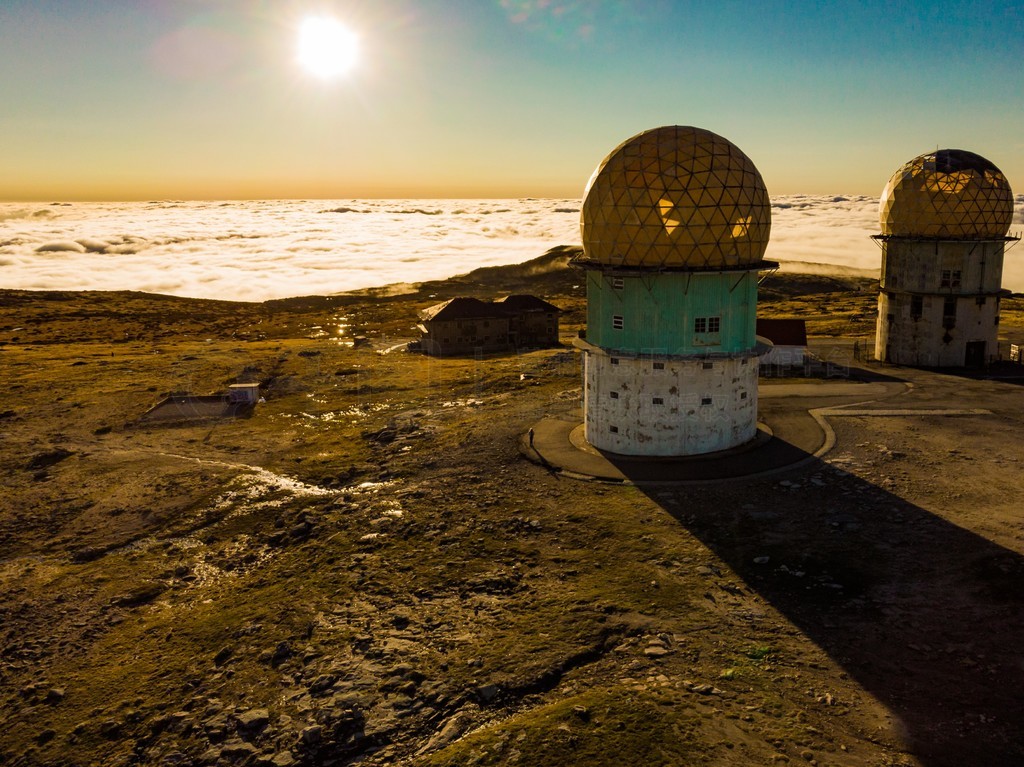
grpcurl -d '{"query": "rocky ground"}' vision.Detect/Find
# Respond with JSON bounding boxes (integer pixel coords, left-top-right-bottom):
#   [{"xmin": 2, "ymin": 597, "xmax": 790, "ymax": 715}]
[{"xmin": 1, "ymin": 250, "xmax": 1023, "ymax": 766}]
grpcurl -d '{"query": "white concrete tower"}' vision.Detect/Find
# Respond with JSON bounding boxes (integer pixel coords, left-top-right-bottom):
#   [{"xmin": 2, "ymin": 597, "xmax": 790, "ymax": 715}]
[
  {"xmin": 574, "ymin": 126, "xmax": 774, "ymax": 456},
  {"xmin": 874, "ymin": 150, "xmax": 1018, "ymax": 367}
]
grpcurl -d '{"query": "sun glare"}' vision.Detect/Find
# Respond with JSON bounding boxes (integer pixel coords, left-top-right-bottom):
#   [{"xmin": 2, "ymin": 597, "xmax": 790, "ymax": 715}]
[{"xmin": 297, "ymin": 16, "xmax": 358, "ymax": 79}]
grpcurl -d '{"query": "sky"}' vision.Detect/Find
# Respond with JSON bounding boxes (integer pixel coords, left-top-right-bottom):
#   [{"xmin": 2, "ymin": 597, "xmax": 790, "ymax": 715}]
[{"xmin": 1, "ymin": 0, "xmax": 1022, "ymax": 201}]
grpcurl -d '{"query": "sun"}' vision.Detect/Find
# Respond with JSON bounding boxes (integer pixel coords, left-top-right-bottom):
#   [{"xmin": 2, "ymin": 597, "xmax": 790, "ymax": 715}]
[{"xmin": 297, "ymin": 16, "xmax": 359, "ymax": 79}]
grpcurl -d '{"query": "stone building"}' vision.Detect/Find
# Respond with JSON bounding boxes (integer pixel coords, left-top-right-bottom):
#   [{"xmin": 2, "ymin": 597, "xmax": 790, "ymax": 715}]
[
  {"xmin": 496, "ymin": 294, "xmax": 560, "ymax": 348},
  {"xmin": 417, "ymin": 295, "xmax": 560, "ymax": 356}
]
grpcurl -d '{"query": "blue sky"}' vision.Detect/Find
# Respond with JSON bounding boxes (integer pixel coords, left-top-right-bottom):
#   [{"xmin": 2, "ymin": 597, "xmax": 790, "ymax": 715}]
[{"xmin": 1, "ymin": 0, "xmax": 1021, "ymax": 199}]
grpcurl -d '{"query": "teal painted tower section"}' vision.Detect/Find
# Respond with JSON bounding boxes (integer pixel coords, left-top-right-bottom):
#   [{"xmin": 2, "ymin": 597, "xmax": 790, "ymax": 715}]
[{"xmin": 585, "ymin": 270, "xmax": 757, "ymax": 355}]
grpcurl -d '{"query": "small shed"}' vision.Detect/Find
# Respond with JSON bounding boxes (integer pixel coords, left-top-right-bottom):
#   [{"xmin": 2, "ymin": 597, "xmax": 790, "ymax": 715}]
[
  {"xmin": 756, "ymin": 319, "xmax": 808, "ymax": 368},
  {"xmin": 228, "ymin": 383, "xmax": 261, "ymax": 404}
]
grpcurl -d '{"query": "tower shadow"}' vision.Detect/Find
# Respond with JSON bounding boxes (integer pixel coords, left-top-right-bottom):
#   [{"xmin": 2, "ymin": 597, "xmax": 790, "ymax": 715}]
[{"xmin": 615, "ymin": 444, "xmax": 1024, "ymax": 766}]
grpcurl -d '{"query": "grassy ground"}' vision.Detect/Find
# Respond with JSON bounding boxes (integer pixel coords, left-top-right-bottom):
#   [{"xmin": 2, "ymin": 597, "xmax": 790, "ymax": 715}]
[{"xmin": 2, "ymin": 252, "xmax": 1024, "ymax": 766}]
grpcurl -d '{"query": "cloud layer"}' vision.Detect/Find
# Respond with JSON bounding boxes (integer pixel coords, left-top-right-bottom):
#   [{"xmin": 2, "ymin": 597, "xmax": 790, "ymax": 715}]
[{"xmin": 2, "ymin": 196, "xmax": 1022, "ymax": 301}]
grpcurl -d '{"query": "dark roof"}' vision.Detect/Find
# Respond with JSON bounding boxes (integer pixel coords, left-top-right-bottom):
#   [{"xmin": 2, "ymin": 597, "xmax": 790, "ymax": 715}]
[
  {"xmin": 419, "ymin": 297, "xmax": 509, "ymax": 322},
  {"xmin": 495, "ymin": 294, "xmax": 561, "ymax": 313},
  {"xmin": 756, "ymin": 318, "xmax": 807, "ymax": 346},
  {"xmin": 420, "ymin": 295, "xmax": 560, "ymax": 322}
]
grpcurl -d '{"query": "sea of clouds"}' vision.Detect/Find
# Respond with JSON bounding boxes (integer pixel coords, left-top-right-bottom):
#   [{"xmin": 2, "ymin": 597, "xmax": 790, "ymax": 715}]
[{"xmin": 2, "ymin": 196, "xmax": 1023, "ymax": 301}]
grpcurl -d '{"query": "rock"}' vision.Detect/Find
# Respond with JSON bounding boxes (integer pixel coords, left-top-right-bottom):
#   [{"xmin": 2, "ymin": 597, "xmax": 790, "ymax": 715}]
[
  {"xmin": 686, "ymin": 683, "xmax": 724, "ymax": 695},
  {"xmin": 204, "ymin": 720, "xmax": 228, "ymax": 743},
  {"xmin": 418, "ymin": 710, "xmax": 474, "ymax": 754},
  {"xmin": 753, "ymin": 556, "xmax": 771, "ymax": 565},
  {"xmin": 396, "ymin": 680, "xmax": 418, "ymax": 696},
  {"xmin": 99, "ymin": 720, "xmax": 122, "ymax": 738},
  {"xmin": 308, "ymin": 674, "xmax": 336, "ymax": 695},
  {"xmin": 269, "ymin": 753, "xmax": 297, "ymax": 767},
  {"xmin": 300, "ymin": 724, "xmax": 323, "ymax": 745},
  {"xmin": 271, "ymin": 642, "xmax": 292, "ymax": 666},
  {"xmin": 44, "ymin": 687, "xmax": 65, "ymax": 704},
  {"xmin": 70, "ymin": 546, "xmax": 107, "ymax": 563},
  {"xmin": 387, "ymin": 662, "xmax": 414, "ymax": 677},
  {"xmin": 237, "ymin": 708, "xmax": 270, "ymax": 731},
  {"xmin": 572, "ymin": 705, "xmax": 590, "ymax": 721},
  {"xmin": 475, "ymin": 683, "xmax": 499, "ymax": 703},
  {"xmin": 213, "ymin": 646, "xmax": 233, "ymax": 666},
  {"xmin": 113, "ymin": 581, "xmax": 167, "ymax": 607},
  {"xmin": 219, "ymin": 739, "xmax": 258, "ymax": 758},
  {"xmin": 35, "ymin": 728, "xmax": 56, "ymax": 744},
  {"xmin": 644, "ymin": 646, "xmax": 669, "ymax": 658},
  {"xmin": 167, "ymin": 712, "xmax": 194, "ymax": 735},
  {"xmin": 25, "ymin": 449, "xmax": 73, "ymax": 471}
]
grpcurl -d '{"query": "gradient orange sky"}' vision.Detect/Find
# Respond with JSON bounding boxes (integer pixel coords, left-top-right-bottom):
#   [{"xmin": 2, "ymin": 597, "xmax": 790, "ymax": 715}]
[{"xmin": 1, "ymin": 1, "xmax": 1022, "ymax": 201}]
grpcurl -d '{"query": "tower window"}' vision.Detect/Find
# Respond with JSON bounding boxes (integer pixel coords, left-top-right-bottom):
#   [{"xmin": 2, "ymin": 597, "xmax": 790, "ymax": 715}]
[
  {"xmin": 940, "ymin": 270, "xmax": 962, "ymax": 289},
  {"xmin": 610, "ymin": 391, "xmax": 619, "ymax": 399},
  {"xmin": 701, "ymin": 397, "xmax": 713, "ymax": 406},
  {"xmin": 610, "ymin": 357, "xmax": 619, "ymax": 365},
  {"xmin": 652, "ymin": 397, "xmax": 664, "ymax": 405},
  {"xmin": 612, "ymin": 315, "xmax": 624, "ymax": 330},
  {"xmin": 609, "ymin": 425, "xmax": 619, "ymax": 433},
  {"xmin": 694, "ymin": 316, "xmax": 720, "ymax": 333},
  {"xmin": 740, "ymin": 392, "xmax": 748, "ymax": 400},
  {"xmin": 702, "ymin": 361, "xmax": 714, "ymax": 370},
  {"xmin": 911, "ymin": 295, "xmax": 923, "ymax": 320},
  {"xmin": 652, "ymin": 362, "xmax": 665, "ymax": 370},
  {"xmin": 611, "ymin": 276, "xmax": 624, "ymax": 289}
]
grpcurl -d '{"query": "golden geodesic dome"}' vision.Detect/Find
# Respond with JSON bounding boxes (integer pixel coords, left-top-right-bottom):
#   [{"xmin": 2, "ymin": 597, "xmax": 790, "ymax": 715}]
[
  {"xmin": 580, "ymin": 126, "xmax": 771, "ymax": 269},
  {"xmin": 879, "ymin": 149, "xmax": 1014, "ymax": 238}
]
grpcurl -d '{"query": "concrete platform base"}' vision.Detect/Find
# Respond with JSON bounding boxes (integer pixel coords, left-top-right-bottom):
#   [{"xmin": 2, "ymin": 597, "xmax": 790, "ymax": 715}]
[
  {"xmin": 520, "ymin": 380, "xmax": 913, "ymax": 484},
  {"xmin": 521, "ymin": 410, "xmax": 823, "ymax": 484}
]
